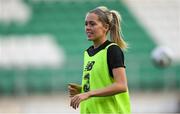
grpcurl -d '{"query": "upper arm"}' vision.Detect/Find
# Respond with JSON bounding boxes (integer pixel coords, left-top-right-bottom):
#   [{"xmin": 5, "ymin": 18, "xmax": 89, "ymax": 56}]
[{"xmin": 112, "ymin": 67, "xmax": 128, "ymax": 90}]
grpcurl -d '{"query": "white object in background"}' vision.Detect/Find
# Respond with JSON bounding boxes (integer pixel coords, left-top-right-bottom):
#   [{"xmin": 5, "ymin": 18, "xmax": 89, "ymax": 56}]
[{"xmin": 0, "ymin": 0, "xmax": 31, "ymax": 25}]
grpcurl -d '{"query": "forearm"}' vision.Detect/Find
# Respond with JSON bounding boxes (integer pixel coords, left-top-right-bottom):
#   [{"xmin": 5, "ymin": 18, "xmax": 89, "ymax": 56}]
[{"xmin": 88, "ymin": 82, "xmax": 127, "ymax": 97}]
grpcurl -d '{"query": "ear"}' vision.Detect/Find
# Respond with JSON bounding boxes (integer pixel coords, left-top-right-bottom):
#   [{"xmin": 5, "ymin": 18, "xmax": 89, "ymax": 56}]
[{"xmin": 104, "ymin": 24, "xmax": 109, "ymax": 32}]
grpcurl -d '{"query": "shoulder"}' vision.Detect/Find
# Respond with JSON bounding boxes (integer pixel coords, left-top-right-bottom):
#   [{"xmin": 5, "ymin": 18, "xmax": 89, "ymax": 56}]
[
  {"xmin": 107, "ymin": 43, "xmax": 126, "ymax": 70},
  {"xmin": 107, "ymin": 44, "xmax": 124, "ymax": 56}
]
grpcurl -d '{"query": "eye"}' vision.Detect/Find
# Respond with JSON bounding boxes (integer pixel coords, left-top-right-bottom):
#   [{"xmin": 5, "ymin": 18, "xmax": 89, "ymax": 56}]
[
  {"xmin": 90, "ymin": 21, "xmax": 96, "ymax": 26},
  {"xmin": 90, "ymin": 23, "xmax": 95, "ymax": 26},
  {"xmin": 85, "ymin": 21, "xmax": 88, "ymax": 26},
  {"xmin": 85, "ymin": 21, "xmax": 97, "ymax": 27}
]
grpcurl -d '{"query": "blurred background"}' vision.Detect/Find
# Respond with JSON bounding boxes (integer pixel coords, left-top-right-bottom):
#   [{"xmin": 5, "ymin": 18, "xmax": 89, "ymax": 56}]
[{"xmin": 0, "ymin": 0, "xmax": 179, "ymax": 113}]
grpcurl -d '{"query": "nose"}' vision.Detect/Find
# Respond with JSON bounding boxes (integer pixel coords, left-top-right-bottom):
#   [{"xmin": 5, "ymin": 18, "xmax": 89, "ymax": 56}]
[{"xmin": 85, "ymin": 24, "xmax": 91, "ymax": 31}]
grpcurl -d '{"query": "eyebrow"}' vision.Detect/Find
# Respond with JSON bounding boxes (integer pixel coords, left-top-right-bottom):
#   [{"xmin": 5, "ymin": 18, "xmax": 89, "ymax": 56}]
[
  {"xmin": 85, "ymin": 20, "xmax": 96, "ymax": 23},
  {"xmin": 85, "ymin": 20, "xmax": 93, "ymax": 22}
]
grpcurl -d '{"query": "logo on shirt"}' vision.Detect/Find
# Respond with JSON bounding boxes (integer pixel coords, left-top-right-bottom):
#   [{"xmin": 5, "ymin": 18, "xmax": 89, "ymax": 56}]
[{"xmin": 84, "ymin": 61, "xmax": 95, "ymax": 71}]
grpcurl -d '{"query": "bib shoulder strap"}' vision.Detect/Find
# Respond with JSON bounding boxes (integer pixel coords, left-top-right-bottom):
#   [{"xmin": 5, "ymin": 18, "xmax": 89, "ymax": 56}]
[{"xmin": 105, "ymin": 43, "xmax": 118, "ymax": 49}]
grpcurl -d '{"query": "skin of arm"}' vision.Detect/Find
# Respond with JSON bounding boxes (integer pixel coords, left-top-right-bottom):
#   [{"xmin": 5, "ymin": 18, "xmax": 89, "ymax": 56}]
[{"xmin": 70, "ymin": 67, "xmax": 128, "ymax": 109}]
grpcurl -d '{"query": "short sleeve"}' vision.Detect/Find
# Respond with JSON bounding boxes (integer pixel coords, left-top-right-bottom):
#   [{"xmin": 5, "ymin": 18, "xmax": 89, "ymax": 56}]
[{"xmin": 107, "ymin": 45, "xmax": 125, "ymax": 76}]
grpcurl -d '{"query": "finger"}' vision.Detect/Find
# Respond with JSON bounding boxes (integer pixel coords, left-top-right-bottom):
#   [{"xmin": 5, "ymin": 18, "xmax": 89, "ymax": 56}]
[
  {"xmin": 68, "ymin": 86, "xmax": 76, "ymax": 93},
  {"xmin": 75, "ymin": 97, "xmax": 81, "ymax": 109},
  {"xmin": 68, "ymin": 83, "xmax": 79, "ymax": 88},
  {"xmin": 72, "ymin": 99, "xmax": 76, "ymax": 109},
  {"xmin": 68, "ymin": 86, "xmax": 74, "ymax": 91},
  {"xmin": 68, "ymin": 83, "xmax": 77, "ymax": 86},
  {"xmin": 75, "ymin": 95, "xmax": 83, "ymax": 109},
  {"xmin": 74, "ymin": 96, "xmax": 81, "ymax": 109},
  {"xmin": 75, "ymin": 101, "xmax": 80, "ymax": 109},
  {"xmin": 69, "ymin": 86, "xmax": 78, "ymax": 93},
  {"xmin": 70, "ymin": 100, "xmax": 75, "ymax": 109},
  {"xmin": 68, "ymin": 83, "xmax": 76, "ymax": 87},
  {"xmin": 73, "ymin": 97, "xmax": 78, "ymax": 109},
  {"xmin": 69, "ymin": 88, "xmax": 77, "ymax": 92},
  {"xmin": 70, "ymin": 96, "xmax": 78, "ymax": 109},
  {"xmin": 68, "ymin": 87, "xmax": 77, "ymax": 96},
  {"xmin": 70, "ymin": 96, "xmax": 76, "ymax": 106}
]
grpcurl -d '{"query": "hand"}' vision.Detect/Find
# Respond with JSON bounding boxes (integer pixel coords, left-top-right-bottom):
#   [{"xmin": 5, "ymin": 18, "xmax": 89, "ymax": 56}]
[
  {"xmin": 70, "ymin": 92, "xmax": 90, "ymax": 109},
  {"xmin": 68, "ymin": 83, "xmax": 81, "ymax": 97}
]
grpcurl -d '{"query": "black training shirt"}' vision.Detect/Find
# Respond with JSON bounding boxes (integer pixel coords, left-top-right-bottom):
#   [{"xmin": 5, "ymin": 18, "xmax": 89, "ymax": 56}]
[{"xmin": 86, "ymin": 40, "xmax": 125, "ymax": 77}]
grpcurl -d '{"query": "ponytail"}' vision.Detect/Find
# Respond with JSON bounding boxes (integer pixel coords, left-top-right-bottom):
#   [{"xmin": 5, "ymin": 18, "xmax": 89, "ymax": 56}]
[{"xmin": 110, "ymin": 10, "xmax": 128, "ymax": 50}]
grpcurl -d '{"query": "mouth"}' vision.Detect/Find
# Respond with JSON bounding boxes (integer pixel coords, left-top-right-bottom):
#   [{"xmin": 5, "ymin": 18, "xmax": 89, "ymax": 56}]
[{"xmin": 86, "ymin": 31, "xmax": 94, "ymax": 38}]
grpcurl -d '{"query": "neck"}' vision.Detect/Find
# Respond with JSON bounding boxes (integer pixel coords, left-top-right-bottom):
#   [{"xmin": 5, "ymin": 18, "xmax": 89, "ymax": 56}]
[{"xmin": 93, "ymin": 37, "xmax": 107, "ymax": 49}]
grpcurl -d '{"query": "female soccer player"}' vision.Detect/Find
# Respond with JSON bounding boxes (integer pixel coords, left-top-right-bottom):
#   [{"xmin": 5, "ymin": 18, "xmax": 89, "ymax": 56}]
[{"xmin": 68, "ymin": 6, "xmax": 131, "ymax": 114}]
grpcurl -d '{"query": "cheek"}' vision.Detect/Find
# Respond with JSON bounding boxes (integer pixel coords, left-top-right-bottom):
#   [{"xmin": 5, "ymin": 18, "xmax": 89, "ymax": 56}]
[
  {"xmin": 96, "ymin": 28, "xmax": 106, "ymax": 35},
  {"xmin": 96, "ymin": 24, "xmax": 106, "ymax": 32}
]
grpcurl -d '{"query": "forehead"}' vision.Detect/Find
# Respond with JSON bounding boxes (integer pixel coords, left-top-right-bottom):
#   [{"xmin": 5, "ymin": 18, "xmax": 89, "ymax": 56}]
[{"xmin": 85, "ymin": 13, "xmax": 99, "ymax": 22}]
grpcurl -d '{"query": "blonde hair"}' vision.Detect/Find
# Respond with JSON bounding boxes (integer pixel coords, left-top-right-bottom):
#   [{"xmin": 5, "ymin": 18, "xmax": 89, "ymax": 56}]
[{"xmin": 89, "ymin": 6, "xmax": 128, "ymax": 50}]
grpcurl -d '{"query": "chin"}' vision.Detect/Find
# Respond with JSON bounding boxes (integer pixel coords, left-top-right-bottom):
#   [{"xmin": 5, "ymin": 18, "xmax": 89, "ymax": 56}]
[{"xmin": 87, "ymin": 37, "xmax": 94, "ymax": 41}]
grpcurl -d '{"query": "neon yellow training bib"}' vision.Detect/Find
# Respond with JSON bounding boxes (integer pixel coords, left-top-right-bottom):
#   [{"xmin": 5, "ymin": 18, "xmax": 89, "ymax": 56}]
[{"xmin": 80, "ymin": 43, "xmax": 131, "ymax": 114}]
